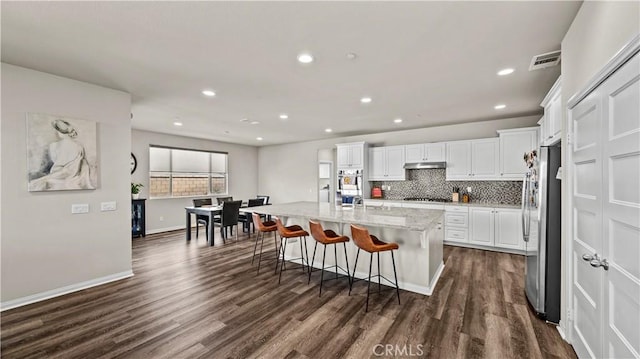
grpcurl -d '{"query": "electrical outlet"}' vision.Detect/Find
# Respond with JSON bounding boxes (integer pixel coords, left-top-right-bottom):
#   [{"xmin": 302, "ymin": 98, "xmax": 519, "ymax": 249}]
[
  {"xmin": 71, "ymin": 204, "xmax": 89, "ymax": 214},
  {"xmin": 100, "ymin": 201, "xmax": 117, "ymax": 211},
  {"xmin": 159, "ymin": 216, "xmax": 164, "ymax": 221},
  {"xmin": 466, "ymin": 186, "xmax": 472, "ymax": 193}
]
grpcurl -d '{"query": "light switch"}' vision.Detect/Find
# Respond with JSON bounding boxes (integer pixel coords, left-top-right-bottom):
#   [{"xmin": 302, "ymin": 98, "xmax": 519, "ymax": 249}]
[
  {"xmin": 101, "ymin": 201, "xmax": 117, "ymax": 211},
  {"xmin": 71, "ymin": 204, "xmax": 89, "ymax": 214}
]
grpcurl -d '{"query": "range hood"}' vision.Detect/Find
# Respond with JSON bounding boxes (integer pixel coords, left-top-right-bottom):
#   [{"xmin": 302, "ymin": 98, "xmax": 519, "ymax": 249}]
[{"xmin": 403, "ymin": 161, "xmax": 446, "ymax": 169}]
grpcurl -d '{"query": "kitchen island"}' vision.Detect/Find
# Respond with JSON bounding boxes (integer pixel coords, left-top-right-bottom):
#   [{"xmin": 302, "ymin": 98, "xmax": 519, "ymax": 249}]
[{"xmin": 242, "ymin": 201, "xmax": 444, "ymax": 295}]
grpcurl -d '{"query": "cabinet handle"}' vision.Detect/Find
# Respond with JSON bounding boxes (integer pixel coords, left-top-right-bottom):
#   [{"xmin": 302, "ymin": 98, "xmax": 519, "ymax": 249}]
[
  {"xmin": 590, "ymin": 258, "xmax": 609, "ymax": 271},
  {"xmin": 581, "ymin": 253, "xmax": 593, "ymax": 261}
]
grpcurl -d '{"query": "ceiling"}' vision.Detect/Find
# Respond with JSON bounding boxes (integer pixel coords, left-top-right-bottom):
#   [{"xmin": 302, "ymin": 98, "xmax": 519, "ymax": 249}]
[{"xmin": 1, "ymin": 1, "xmax": 581, "ymax": 146}]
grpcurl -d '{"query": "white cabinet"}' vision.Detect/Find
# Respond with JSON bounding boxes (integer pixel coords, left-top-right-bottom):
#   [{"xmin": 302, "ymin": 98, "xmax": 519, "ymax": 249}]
[
  {"xmin": 494, "ymin": 208, "xmax": 524, "ymax": 250},
  {"xmin": 540, "ymin": 77, "xmax": 562, "ymax": 145},
  {"xmin": 402, "ymin": 202, "xmax": 445, "ymax": 210},
  {"xmin": 444, "ymin": 206, "xmax": 469, "ymax": 243},
  {"xmin": 497, "ymin": 127, "xmax": 538, "ymax": 180},
  {"xmin": 368, "ymin": 145, "xmax": 406, "ymax": 181},
  {"xmin": 469, "ymin": 207, "xmax": 494, "ymax": 246},
  {"xmin": 405, "ymin": 142, "xmax": 446, "ymax": 163},
  {"xmin": 336, "ymin": 142, "xmax": 366, "ymax": 169},
  {"xmin": 445, "ymin": 141, "xmax": 472, "ymax": 179},
  {"xmin": 446, "ymin": 138, "xmax": 498, "ymax": 180},
  {"xmin": 462, "ymin": 206, "xmax": 524, "ymax": 250}
]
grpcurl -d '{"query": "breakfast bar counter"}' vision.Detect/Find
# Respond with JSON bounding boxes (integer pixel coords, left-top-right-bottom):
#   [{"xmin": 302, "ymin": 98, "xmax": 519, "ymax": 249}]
[{"xmin": 242, "ymin": 201, "xmax": 445, "ymax": 295}]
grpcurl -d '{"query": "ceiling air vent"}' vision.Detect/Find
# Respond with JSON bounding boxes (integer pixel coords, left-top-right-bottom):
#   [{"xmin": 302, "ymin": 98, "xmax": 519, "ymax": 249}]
[{"xmin": 529, "ymin": 50, "xmax": 561, "ymax": 71}]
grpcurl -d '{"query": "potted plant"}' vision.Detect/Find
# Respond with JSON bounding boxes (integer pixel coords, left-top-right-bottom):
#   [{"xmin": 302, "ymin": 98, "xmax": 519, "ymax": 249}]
[{"xmin": 131, "ymin": 183, "xmax": 143, "ymax": 199}]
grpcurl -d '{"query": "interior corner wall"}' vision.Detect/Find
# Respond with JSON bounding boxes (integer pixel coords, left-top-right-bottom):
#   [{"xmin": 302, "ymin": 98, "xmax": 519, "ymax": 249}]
[
  {"xmin": 559, "ymin": 1, "xmax": 639, "ymax": 337},
  {"xmin": 1, "ymin": 63, "xmax": 132, "ymax": 308},
  {"xmin": 258, "ymin": 115, "xmax": 540, "ymax": 204},
  {"xmin": 131, "ymin": 129, "xmax": 259, "ymax": 233}
]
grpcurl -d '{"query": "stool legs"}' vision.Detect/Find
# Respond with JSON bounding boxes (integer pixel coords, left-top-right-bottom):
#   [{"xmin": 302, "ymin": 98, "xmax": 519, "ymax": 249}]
[
  {"xmin": 278, "ymin": 238, "xmax": 287, "ymax": 284},
  {"xmin": 252, "ymin": 231, "xmax": 261, "ymax": 264},
  {"xmin": 377, "ymin": 252, "xmax": 381, "ymax": 293},
  {"xmin": 308, "ymin": 242, "xmax": 319, "ymax": 284},
  {"xmin": 366, "ymin": 252, "xmax": 373, "ymax": 312},
  {"xmin": 319, "ymin": 245, "xmax": 327, "ymax": 297},
  {"xmin": 391, "ymin": 251, "xmax": 401, "ymax": 305},
  {"xmin": 343, "ymin": 243, "xmax": 351, "ymax": 287},
  {"xmin": 349, "ymin": 248, "xmax": 361, "ymax": 295}
]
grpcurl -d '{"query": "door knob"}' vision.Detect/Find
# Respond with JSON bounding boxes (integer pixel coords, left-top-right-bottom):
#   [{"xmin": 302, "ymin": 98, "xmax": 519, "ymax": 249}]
[
  {"xmin": 582, "ymin": 253, "xmax": 593, "ymax": 261},
  {"xmin": 589, "ymin": 258, "xmax": 609, "ymax": 271}
]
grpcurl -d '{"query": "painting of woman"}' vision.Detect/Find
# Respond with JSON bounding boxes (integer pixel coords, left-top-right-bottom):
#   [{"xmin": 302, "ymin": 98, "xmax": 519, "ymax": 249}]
[{"xmin": 27, "ymin": 114, "xmax": 97, "ymax": 191}]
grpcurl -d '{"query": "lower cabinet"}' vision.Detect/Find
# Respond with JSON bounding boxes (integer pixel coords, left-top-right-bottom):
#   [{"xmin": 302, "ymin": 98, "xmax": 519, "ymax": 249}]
[{"xmin": 448, "ymin": 206, "xmax": 524, "ymax": 252}]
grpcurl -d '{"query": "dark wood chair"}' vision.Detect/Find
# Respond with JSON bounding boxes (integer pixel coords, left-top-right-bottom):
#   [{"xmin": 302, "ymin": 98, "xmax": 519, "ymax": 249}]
[
  {"xmin": 192, "ymin": 198, "xmax": 213, "ymax": 242},
  {"xmin": 217, "ymin": 196, "xmax": 233, "ymax": 205},
  {"xmin": 213, "ymin": 200, "xmax": 242, "ymax": 243},
  {"xmin": 240, "ymin": 198, "xmax": 266, "ymax": 233},
  {"xmin": 256, "ymin": 195, "xmax": 270, "ymax": 205}
]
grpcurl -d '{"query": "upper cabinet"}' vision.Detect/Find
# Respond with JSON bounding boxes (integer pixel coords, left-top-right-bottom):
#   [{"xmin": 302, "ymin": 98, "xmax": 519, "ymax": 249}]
[
  {"xmin": 539, "ymin": 77, "xmax": 562, "ymax": 146},
  {"xmin": 497, "ymin": 127, "xmax": 538, "ymax": 180},
  {"xmin": 446, "ymin": 138, "xmax": 498, "ymax": 180},
  {"xmin": 368, "ymin": 145, "xmax": 406, "ymax": 181},
  {"xmin": 336, "ymin": 142, "xmax": 366, "ymax": 169},
  {"xmin": 405, "ymin": 142, "xmax": 446, "ymax": 163}
]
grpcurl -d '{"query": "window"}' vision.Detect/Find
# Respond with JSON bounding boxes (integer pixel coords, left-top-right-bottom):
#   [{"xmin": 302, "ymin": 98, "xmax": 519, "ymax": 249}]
[{"xmin": 149, "ymin": 146, "xmax": 228, "ymax": 198}]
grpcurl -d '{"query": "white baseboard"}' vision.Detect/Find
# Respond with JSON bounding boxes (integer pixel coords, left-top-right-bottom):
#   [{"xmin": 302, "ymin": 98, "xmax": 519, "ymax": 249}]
[
  {"xmin": 556, "ymin": 322, "xmax": 570, "ymax": 343},
  {"xmin": 146, "ymin": 225, "xmax": 185, "ymax": 235},
  {"xmin": 444, "ymin": 241, "xmax": 525, "ymax": 255},
  {"xmin": 284, "ymin": 255, "xmax": 443, "ymax": 296},
  {"xmin": 0, "ymin": 270, "xmax": 134, "ymax": 312}
]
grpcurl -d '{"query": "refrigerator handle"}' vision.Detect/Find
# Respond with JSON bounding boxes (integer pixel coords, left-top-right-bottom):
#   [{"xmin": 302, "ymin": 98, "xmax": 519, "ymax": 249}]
[{"xmin": 521, "ymin": 173, "xmax": 530, "ymax": 242}]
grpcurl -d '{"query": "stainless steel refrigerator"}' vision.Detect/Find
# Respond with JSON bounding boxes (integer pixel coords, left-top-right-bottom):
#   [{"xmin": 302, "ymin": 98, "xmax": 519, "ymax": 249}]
[{"xmin": 522, "ymin": 146, "xmax": 561, "ymax": 323}]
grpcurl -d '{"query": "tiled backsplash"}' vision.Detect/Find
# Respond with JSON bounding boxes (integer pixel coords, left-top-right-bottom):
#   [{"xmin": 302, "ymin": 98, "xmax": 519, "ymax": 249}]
[{"xmin": 371, "ymin": 169, "xmax": 523, "ymax": 204}]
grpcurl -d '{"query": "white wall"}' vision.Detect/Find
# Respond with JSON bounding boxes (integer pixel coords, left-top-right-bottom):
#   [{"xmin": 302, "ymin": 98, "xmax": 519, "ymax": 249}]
[
  {"xmin": 132, "ymin": 129, "xmax": 259, "ymax": 233},
  {"xmin": 258, "ymin": 115, "xmax": 539, "ymax": 204},
  {"xmin": 1, "ymin": 64, "xmax": 132, "ymax": 307},
  {"xmin": 559, "ymin": 1, "xmax": 639, "ymax": 338}
]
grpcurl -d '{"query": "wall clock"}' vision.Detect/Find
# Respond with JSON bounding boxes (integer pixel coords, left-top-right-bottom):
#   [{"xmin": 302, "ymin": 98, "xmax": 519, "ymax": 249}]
[{"xmin": 131, "ymin": 153, "xmax": 137, "ymax": 174}]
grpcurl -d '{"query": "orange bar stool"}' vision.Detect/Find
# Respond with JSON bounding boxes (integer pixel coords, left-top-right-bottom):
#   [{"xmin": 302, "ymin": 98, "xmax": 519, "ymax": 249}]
[
  {"xmin": 275, "ymin": 218, "xmax": 310, "ymax": 284},
  {"xmin": 308, "ymin": 220, "xmax": 351, "ymax": 297},
  {"xmin": 251, "ymin": 213, "xmax": 278, "ymax": 275},
  {"xmin": 349, "ymin": 224, "xmax": 401, "ymax": 312}
]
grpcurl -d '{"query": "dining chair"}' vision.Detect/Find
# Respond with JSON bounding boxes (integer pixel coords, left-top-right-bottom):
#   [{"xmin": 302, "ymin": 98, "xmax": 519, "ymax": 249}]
[
  {"xmin": 192, "ymin": 198, "xmax": 213, "ymax": 242},
  {"xmin": 213, "ymin": 200, "xmax": 242, "ymax": 243},
  {"xmin": 256, "ymin": 195, "xmax": 270, "ymax": 205},
  {"xmin": 240, "ymin": 198, "xmax": 266, "ymax": 233},
  {"xmin": 216, "ymin": 196, "xmax": 233, "ymax": 205}
]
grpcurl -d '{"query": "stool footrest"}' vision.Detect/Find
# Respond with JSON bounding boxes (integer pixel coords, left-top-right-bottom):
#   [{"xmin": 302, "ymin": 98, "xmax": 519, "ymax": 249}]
[
  {"xmin": 351, "ymin": 274, "xmax": 396, "ymax": 287},
  {"xmin": 309, "ymin": 264, "xmax": 350, "ymax": 277}
]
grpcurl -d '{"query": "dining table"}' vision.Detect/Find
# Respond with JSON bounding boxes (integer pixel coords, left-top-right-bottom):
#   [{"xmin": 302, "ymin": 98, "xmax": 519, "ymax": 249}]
[{"xmin": 184, "ymin": 205, "xmax": 222, "ymax": 246}]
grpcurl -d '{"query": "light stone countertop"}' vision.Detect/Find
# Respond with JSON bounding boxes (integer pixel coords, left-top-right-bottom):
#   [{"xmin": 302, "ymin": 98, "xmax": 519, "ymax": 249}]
[
  {"xmin": 364, "ymin": 198, "xmax": 521, "ymax": 209},
  {"xmin": 241, "ymin": 201, "xmax": 444, "ymax": 232}
]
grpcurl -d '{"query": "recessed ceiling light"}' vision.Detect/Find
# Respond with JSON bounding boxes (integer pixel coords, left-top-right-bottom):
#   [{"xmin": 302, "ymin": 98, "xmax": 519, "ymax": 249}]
[
  {"xmin": 279, "ymin": 114, "xmax": 288, "ymax": 119},
  {"xmin": 394, "ymin": 118, "xmax": 403, "ymax": 123},
  {"xmin": 346, "ymin": 53, "xmax": 357, "ymax": 60},
  {"xmin": 297, "ymin": 53, "xmax": 314, "ymax": 64},
  {"xmin": 202, "ymin": 89, "xmax": 216, "ymax": 97},
  {"xmin": 494, "ymin": 104, "xmax": 507, "ymax": 110},
  {"xmin": 224, "ymin": 131, "xmax": 230, "ymax": 134},
  {"xmin": 325, "ymin": 128, "xmax": 333, "ymax": 133},
  {"xmin": 360, "ymin": 97, "xmax": 372, "ymax": 104},
  {"xmin": 256, "ymin": 137, "xmax": 263, "ymax": 141},
  {"xmin": 240, "ymin": 118, "xmax": 249, "ymax": 123},
  {"xmin": 497, "ymin": 68, "xmax": 515, "ymax": 76},
  {"xmin": 250, "ymin": 121, "xmax": 260, "ymax": 125},
  {"xmin": 173, "ymin": 121, "xmax": 183, "ymax": 126}
]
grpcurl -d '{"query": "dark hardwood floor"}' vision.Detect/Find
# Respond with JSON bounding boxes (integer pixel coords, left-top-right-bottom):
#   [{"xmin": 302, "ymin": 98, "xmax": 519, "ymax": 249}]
[{"xmin": 1, "ymin": 229, "xmax": 576, "ymax": 358}]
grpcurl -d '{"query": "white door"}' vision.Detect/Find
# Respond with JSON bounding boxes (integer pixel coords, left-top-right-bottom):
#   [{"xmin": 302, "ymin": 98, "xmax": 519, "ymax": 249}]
[
  {"xmin": 469, "ymin": 207, "xmax": 494, "ymax": 246},
  {"xmin": 405, "ymin": 144, "xmax": 425, "ymax": 163},
  {"xmin": 349, "ymin": 145, "xmax": 364, "ymax": 168},
  {"xmin": 472, "ymin": 138, "xmax": 499, "ymax": 179},
  {"xmin": 570, "ymin": 51, "xmax": 640, "ymax": 359},
  {"xmin": 494, "ymin": 208, "xmax": 524, "ymax": 250},
  {"xmin": 571, "ymin": 87, "xmax": 604, "ymax": 359},
  {"xmin": 385, "ymin": 146, "xmax": 406, "ymax": 180},
  {"xmin": 424, "ymin": 143, "xmax": 446, "ymax": 162},
  {"xmin": 600, "ymin": 52, "xmax": 640, "ymax": 359},
  {"xmin": 368, "ymin": 147, "xmax": 385, "ymax": 180},
  {"xmin": 500, "ymin": 130, "xmax": 537, "ymax": 179},
  {"xmin": 446, "ymin": 141, "xmax": 471, "ymax": 179}
]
